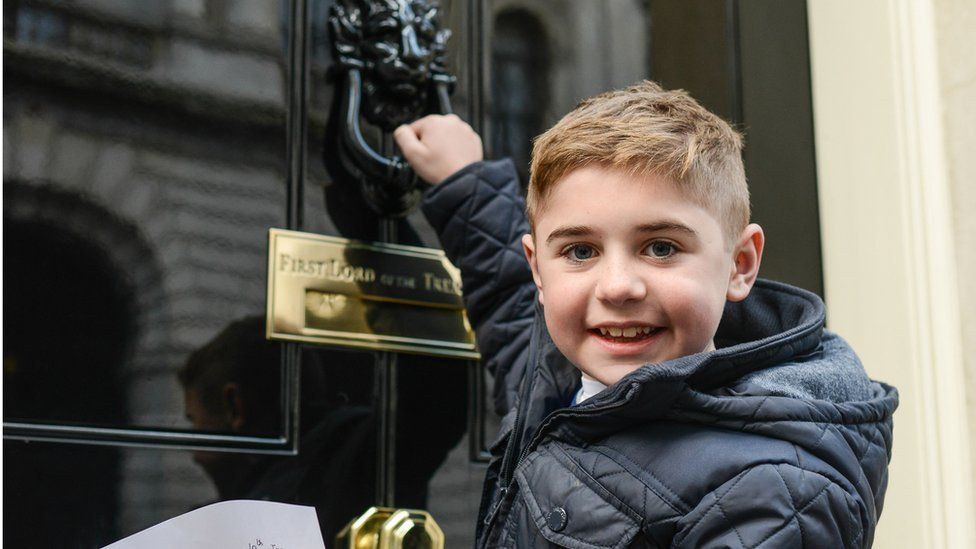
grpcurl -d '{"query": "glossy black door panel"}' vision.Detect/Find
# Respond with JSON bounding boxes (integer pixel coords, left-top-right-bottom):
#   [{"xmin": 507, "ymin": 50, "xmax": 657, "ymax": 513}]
[{"xmin": 3, "ymin": 0, "xmax": 294, "ymax": 449}]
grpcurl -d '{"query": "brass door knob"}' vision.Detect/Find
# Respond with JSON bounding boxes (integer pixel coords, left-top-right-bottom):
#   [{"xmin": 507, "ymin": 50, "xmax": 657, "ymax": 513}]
[{"xmin": 337, "ymin": 507, "xmax": 444, "ymax": 549}]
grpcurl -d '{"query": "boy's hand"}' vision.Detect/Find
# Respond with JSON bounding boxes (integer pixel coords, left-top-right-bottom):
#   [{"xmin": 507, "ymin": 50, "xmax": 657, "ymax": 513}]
[{"xmin": 394, "ymin": 114, "xmax": 484, "ymax": 185}]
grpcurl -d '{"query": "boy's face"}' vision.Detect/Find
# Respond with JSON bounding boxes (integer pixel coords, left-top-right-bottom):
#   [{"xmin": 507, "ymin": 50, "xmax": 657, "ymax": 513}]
[{"xmin": 523, "ymin": 165, "xmax": 762, "ymax": 386}]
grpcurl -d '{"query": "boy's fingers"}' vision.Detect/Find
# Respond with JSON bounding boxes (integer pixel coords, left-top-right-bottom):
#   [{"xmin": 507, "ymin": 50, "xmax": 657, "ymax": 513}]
[
  {"xmin": 393, "ymin": 124, "xmax": 413, "ymax": 140},
  {"xmin": 393, "ymin": 124, "xmax": 427, "ymax": 160},
  {"xmin": 393, "ymin": 124, "xmax": 421, "ymax": 144},
  {"xmin": 409, "ymin": 114, "xmax": 438, "ymax": 136}
]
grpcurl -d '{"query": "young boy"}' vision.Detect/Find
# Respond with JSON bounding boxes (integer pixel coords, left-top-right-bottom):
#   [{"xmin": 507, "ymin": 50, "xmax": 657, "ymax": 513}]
[{"xmin": 395, "ymin": 81, "xmax": 897, "ymax": 548}]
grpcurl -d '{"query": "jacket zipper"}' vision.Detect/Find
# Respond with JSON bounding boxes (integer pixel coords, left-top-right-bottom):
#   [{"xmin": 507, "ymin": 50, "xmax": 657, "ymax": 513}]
[
  {"xmin": 513, "ymin": 395, "xmax": 632, "ymax": 468},
  {"xmin": 484, "ymin": 372, "xmax": 534, "ymax": 530},
  {"xmin": 484, "ymin": 383, "xmax": 634, "ymax": 531}
]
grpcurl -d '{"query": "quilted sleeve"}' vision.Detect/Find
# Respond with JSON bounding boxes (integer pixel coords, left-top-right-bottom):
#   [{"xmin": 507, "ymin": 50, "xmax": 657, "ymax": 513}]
[
  {"xmin": 421, "ymin": 159, "xmax": 536, "ymax": 416},
  {"xmin": 672, "ymin": 463, "xmax": 865, "ymax": 549}
]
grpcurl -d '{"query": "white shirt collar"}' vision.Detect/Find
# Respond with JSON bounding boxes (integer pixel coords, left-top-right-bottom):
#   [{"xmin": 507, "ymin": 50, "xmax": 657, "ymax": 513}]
[{"xmin": 575, "ymin": 372, "xmax": 608, "ymax": 404}]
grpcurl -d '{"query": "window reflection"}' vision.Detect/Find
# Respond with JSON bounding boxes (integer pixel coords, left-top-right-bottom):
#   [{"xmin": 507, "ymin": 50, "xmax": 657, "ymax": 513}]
[
  {"xmin": 176, "ymin": 316, "xmax": 378, "ymax": 541},
  {"xmin": 3, "ymin": 183, "xmax": 138, "ymax": 426},
  {"xmin": 3, "ymin": 0, "xmax": 289, "ymax": 432},
  {"xmin": 489, "ymin": 9, "xmax": 550, "ymax": 186},
  {"xmin": 4, "ymin": 0, "xmax": 291, "ymax": 543}
]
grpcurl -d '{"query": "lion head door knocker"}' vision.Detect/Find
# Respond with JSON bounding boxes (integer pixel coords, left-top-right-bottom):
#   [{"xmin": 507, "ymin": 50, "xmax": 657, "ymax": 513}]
[{"xmin": 328, "ymin": 0, "xmax": 456, "ymax": 217}]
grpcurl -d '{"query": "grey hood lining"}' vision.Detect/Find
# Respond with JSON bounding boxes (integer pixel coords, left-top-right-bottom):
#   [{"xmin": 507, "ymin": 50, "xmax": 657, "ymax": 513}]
[{"xmin": 727, "ymin": 330, "xmax": 876, "ymax": 403}]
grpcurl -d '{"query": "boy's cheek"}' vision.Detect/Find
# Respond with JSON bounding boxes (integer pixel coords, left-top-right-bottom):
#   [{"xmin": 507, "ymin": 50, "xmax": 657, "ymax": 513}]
[
  {"xmin": 673, "ymin": 280, "xmax": 726, "ymax": 318},
  {"xmin": 678, "ymin": 274, "xmax": 723, "ymax": 304},
  {"xmin": 667, "ymin": 264, "xmax": 729, "ymax": 306},
  {"xmin": 542, "ymin": 308, "xmax": 583, "ymax": 360}
]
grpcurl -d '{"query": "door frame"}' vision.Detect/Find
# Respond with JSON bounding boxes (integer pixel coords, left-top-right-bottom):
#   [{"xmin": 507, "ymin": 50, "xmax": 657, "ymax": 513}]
[{"xmin": 808, "ymin": 1, "xmax": 975, "ymax": 546}]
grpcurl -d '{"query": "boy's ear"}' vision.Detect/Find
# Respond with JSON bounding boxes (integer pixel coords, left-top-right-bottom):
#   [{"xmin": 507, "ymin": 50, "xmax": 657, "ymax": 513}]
[
  {"xmin": 521, "ymin": 233, "xmax": 544, "ymax": 304},
  {"xmin": 727, "ymin": 223, "xmax": 764, "ymax": 302},
  {"xmin": 221, "ymin": 382, "xmax": 246, "ymax": 433}
]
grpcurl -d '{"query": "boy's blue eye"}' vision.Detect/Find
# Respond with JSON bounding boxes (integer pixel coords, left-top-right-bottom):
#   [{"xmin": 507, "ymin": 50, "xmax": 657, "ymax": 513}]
[
  {"xmin": 647, "ymin": 241, "xmax": 676, "ymax": 258},
  {"xmin": 569, "ymin": 245, "xmax": 595, "ymax": 261}
]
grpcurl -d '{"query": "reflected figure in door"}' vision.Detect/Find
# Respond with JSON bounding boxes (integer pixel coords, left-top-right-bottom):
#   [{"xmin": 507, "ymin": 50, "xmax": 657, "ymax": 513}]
[
  {"xmin": 177, "ymin": 315, "xmax": 467, "ymax": 542},
  {"xmin": 178, "ymin": 316, "xmax": 375, "ymax": 541}
]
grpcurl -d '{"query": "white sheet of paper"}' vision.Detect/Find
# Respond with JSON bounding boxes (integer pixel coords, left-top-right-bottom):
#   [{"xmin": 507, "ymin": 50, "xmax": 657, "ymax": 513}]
[{"xmin": 102, "ymin": 500, "xmax": 326, "ymax": 549}]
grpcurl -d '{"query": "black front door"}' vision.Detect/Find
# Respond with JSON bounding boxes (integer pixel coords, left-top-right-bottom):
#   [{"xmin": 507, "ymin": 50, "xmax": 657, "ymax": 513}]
[{"xmin": 3, "ymin": 0, "xmax": 482, "ymax": 545}]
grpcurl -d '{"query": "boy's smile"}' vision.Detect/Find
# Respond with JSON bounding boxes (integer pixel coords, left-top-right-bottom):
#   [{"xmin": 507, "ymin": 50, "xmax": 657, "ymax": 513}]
[{"xmin": 523, "ymin": 165, "xmax": 763, "ymax": 386}]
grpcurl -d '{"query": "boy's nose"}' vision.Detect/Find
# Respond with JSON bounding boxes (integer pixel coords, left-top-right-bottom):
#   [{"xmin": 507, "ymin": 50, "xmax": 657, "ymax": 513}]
[{"xmin": 594, "ymin": 263, "xmax": 647, "ymax": 305}]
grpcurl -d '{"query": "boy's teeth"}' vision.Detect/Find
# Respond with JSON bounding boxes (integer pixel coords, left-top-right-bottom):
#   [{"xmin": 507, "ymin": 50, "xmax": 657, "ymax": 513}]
[{"xmin": 598, "ymin": 326, "xmax": 655, "ymax": 338}]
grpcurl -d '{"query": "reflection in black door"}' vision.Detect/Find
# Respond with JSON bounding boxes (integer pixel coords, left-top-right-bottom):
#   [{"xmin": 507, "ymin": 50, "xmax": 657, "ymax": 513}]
[
  {"xmin": 4, "ymin": 185, "xmax": 133, "ymax": 547},
  {"xmin": 490, "ymin": 9, "xmax": 549, "ymax": 187},
  {"xmin": 2, "ymin": 0, "xmax": 476, "ymax": 544},
  {"xmin": 3, "ymin": 0, "xmax": 292, "ymax": 540}
]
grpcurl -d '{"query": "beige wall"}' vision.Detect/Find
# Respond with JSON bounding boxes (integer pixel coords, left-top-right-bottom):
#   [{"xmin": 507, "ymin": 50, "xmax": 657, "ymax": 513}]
[
  {"xmin": 934, "ymin": 0, "xmax": 976, "ymax": 511},
  {"xmin": 808, "ymin": 0, "xmax": 975, "ymax": 547}
]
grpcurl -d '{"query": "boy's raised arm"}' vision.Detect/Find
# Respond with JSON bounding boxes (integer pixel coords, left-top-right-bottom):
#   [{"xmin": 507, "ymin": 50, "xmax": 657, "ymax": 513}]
[{"xmin": 395, "ymin": 115, "xmax": 536, "ymax": 416}]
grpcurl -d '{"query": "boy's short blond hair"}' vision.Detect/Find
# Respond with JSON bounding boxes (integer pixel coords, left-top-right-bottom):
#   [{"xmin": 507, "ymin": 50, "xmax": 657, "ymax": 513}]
[{"xmin": 528, "ymin": 81, "xmax": 749, "ymax": 246}]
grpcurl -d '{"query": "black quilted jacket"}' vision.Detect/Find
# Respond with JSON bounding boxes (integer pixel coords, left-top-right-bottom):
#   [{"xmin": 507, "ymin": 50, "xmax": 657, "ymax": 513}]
[{"xmin": 422, "ymin": 160, "xmax": 898, "ymax": 548}]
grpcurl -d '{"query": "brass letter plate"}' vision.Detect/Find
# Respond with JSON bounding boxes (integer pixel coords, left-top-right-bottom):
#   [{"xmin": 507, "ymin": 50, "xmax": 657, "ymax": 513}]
[{"xmin": 266, "ymin": 228, "xmax": 479, "ymax": 359}]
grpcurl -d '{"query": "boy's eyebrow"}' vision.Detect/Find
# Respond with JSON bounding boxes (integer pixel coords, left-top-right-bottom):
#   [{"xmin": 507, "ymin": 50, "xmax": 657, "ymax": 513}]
[
  {"xmin": 545, "ymin": 225, "xmax": 593, "ymax": 245},
  {"xmin": 545, "ymin": 221, "xmax": 699, "ymax": 245},
  {"xmin": 635, "ymin": 221, "xmax": 699, "ymax": 237}
]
